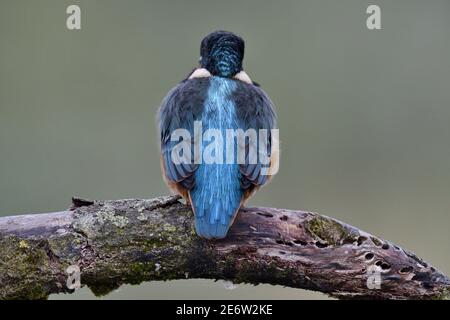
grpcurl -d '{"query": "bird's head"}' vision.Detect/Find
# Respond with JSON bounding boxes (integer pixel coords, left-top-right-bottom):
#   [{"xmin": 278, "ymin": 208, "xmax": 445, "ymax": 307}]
[{"xmin": 199, "ymin": 31, "xmax": 245, "ymax": 78}]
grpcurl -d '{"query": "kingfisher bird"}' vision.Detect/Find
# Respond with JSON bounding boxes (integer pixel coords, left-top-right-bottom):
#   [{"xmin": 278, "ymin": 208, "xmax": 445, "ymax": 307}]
[{"xmin": 158, "ymin": 31, "xmax": 278, "ymax": 239}]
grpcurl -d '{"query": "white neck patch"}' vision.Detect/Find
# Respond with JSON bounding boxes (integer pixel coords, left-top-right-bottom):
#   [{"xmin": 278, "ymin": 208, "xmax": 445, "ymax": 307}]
[
  {"xmin": 188, "ymin": 68, "xmax": 212, "ymax": 80},
  {"xmin": 233, "ymin": 71, "xmax": 253, "ymax": 84},
  {"xmin": 188, "ymin": 68, "xmax": 253, "ymax": 85}
]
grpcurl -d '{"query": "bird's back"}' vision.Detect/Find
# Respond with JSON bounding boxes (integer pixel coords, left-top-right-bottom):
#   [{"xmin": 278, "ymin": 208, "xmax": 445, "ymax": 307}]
[
  {"xmin": 159, "ymin": 75, "xmax": 277, "ymax": 239},
  {"xmin": 189, "ymin": 77, "xmax": 243, "ymax": 238}
]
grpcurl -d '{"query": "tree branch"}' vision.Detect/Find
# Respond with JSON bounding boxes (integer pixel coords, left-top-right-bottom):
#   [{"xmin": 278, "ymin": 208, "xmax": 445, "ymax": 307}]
[{"xmin": 0, "ymin": 195, "xmax": 448, "ymax": 300}]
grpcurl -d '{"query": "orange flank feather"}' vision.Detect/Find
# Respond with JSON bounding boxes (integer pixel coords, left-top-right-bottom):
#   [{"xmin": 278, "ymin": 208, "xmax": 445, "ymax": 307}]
[{"xmin": 160, "ymin": 154, "xmax": 190, "ymax": 203}]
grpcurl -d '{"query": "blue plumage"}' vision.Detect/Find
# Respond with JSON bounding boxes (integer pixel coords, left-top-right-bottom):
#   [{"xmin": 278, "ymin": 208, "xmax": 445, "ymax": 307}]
[{"xmin": 189, "ymin": 77, "xmax": 243, "ymax": 238}]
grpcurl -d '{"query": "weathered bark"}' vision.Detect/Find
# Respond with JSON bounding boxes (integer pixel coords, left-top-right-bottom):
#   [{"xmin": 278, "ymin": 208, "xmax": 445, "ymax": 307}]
[{"xmin": 0, "ymin": 195, "xmax": 448, "ymax": 300}]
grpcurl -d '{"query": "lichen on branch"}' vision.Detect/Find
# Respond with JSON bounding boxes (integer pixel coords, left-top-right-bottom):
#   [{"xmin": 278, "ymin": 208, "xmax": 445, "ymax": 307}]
[{"xmin": 0, "ymin": 195, "xmax": 449, "ymax": 300}]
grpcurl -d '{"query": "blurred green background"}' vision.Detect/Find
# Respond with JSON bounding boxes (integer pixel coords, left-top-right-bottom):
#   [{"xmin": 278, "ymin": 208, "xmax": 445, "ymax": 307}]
[{"xmin": 1, "ymin": 0, "xmax": 449, "ymax": 299}]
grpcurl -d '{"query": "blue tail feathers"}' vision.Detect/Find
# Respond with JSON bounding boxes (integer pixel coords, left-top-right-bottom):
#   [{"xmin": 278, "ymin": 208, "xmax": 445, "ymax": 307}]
[{"xmin": 190, "ymin": 163, "xmax": 243, "ymax": 239}]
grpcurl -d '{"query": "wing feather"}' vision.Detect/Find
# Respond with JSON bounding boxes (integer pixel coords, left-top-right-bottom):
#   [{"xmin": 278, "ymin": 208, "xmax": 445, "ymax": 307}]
[
  {"xmin": 233, "ymin": 82, "xmax": 278, "ymax": 191},
  {"xmin": 158, "ymin": 78, "xmax": 209, "ymax": 190}
]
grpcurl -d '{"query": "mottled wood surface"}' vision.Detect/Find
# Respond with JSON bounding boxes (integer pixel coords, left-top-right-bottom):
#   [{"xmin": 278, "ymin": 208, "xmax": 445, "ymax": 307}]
[{"xmin": 0, "ymin": 195, "xmax": 448, "ymax": 300}]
